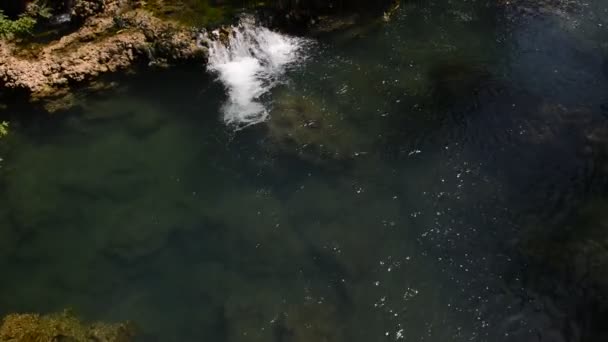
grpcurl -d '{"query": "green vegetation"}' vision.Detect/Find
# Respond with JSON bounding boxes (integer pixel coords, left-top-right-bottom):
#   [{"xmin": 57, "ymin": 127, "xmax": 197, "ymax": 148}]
[
  {"xmin": 0, "ymin": 121, "xmax": 8, "ymax": 138},
  {"xmin": 0, "ymin": 0, "xmax": 53, "ymax": 39},
  {"xmin": 0, "ymin": 10, "xmax": 37, "ymax": 38}
]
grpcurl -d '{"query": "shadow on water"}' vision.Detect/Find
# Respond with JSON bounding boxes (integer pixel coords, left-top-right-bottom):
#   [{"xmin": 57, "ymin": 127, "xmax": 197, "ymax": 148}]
[{"xmin": 2, "ymin": 0, "xmax": 608, "ymax": 341}]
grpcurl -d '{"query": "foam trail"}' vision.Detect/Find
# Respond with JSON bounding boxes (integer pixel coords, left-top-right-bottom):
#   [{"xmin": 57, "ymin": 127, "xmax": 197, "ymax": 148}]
[{"xmin": 201, "ymin": 16, "xmax": 309, "ymax": 128}]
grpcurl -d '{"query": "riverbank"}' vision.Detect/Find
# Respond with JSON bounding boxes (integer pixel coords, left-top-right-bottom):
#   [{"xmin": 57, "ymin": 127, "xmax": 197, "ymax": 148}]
[
  {"xmin": 0, "ymin": 0, "xmax": 207, "ymax": 112},
  {"xmin": 0, "ymin": 0, "xmax": 399, "ymax": 113}
]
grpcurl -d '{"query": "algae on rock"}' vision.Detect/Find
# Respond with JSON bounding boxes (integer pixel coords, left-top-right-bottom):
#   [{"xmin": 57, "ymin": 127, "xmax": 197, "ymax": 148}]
[
  {"xmin": 0, "ymin": 310, "xmax": 135, "ymax": 342},
  {"xmin": 144, "ymin": 0, "xmax": 236, "ymax": 27}
]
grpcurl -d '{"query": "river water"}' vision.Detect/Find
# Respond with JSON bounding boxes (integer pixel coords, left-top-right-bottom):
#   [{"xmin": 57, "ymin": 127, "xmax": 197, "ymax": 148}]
[{"xmin": 1, "ymin": 0, "xmax": 608, "ymax": 341}]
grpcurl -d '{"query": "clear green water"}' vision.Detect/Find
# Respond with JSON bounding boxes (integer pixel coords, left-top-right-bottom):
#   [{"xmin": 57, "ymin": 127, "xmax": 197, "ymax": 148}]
[{"xmin": 1, "ymin": 0, "xmax": 608, "ymax": 341}]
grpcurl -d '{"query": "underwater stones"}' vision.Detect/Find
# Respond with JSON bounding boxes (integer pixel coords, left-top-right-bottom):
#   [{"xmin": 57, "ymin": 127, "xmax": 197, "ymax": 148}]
[
  {"xmin": 38, "ymin": 90, "xmax": 77, "ymax": 113},
  {"xmin": 278, "ymin": 302, "xmax": 344, "ymax": 342},
  {"xmin": 103, "ymin": 195, "xmax": 198, "ymax": 262},
  {"xmin": 0, "ymin": 311, "xmax": 135, "ymax": 342},
  {"xmin": 262, "ymin": 0, "xmax": 399, "ymax": 34},
  {"xmin": 223, "ymin": 282, "xmax": 345, "ymax": 342},
  {"xmin": 202, "ymin": 189, "xmax": 312, "ymax": 275},
  {"xmin": 305, "ymin": 1, "xmax": 398, "ymax": 37},
  {"xmin": 223, "ymin": 286, "xmax": 285, "ymax": 342},
  {"xmin": 96, "ymin": 155, "xmax": 197, "ymax": 261},
  {"xmin": 498, "ymin": 0, "xmax": 581, "ymax": 21},
  {"xmin": 3, "ymin": 100, "xmax": 199, "ymax": 264},
  {"xmin": 427, "ymin": 61, "xmax": 494, "ymax": 109},
  {"xmin": 286, "ymin": 180, "xmax": 402, "ymax": 279},
  {"xmin": 0, "ymin": 215, "xmax": 17, "ymax": 259},
  {"xmin": 532, "ymin": 102, "xmax": 599, "ymax": 144},
  {"xmin": 266, "ymin": 91, "xmax": 362, "ymax": 162},
  {"xmin": 104, "ymin": 222, "xmax": 172, "ymax": 262},
  {"xmin": 79, "ymin": 94, "xmax": 166, "ymax": 137},
  {"xmin": 308, "ymin": 14, "xmax": 360, "ymax": 35},
  {"xmin": 39, "ymin": 80, "xmax": 120, "ymax": 113},
  {"xmin": 4, "ymin": 145, "xmax": 74, "ymax": 233},
  {"xmin": 519, "ymin": 200, "xmax": 608, "ymax": 337}
]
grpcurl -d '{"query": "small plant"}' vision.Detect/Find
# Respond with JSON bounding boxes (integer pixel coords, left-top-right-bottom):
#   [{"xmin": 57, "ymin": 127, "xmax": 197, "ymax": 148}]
[
  {"xmin": 0, "ymin": 121, "xmax": 8, "ymax": 138},
  {"xmin": 0, "ymin": 10, "xmax": 37, "ymax": 39},
  {"xmin": 32, "ymin": 1, "xmax": 54, "ymax": 20}
]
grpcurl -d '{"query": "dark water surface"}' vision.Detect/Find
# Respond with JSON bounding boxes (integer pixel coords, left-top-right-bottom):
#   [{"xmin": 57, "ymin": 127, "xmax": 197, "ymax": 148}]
[{"xmin": 2, "ymin": 0, "xmax": 608, "ymax": 341}]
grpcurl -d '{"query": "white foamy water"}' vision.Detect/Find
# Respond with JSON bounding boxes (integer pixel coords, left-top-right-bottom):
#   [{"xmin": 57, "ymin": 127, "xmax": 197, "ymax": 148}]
[{"xmin": 201, "ymin": 16, "xmax": 310, "ymax": 128}]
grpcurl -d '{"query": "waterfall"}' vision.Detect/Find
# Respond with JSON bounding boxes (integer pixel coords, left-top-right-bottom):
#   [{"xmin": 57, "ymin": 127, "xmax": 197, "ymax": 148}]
[{"xmin": 201, "ymin": 16, "xmax": 310, "ymax": 128}]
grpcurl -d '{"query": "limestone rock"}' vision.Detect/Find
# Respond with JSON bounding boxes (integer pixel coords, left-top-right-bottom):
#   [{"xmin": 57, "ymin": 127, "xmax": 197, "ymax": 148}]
[
  {"xmin": 0, "ymin": 311, "xmax": 135, "ymax": 342},
  {"xmin": 0, "ymin": 4, "xmax": 207, "ymax": 106},
  {"xmin": 72, "ymin": 0, "xmax": 109, "ymax": 23}
]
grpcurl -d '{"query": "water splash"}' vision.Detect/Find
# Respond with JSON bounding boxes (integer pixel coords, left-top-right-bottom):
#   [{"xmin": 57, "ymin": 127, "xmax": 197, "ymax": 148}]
[{"xmin": 201, "ymin": 16, "xmax": 310, "ymax": 128}]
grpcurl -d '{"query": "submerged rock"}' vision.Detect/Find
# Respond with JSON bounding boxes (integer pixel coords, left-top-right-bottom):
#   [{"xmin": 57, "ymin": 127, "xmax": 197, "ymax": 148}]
[
  {"xmin": 519, "ymin": 200, "xmax": 608, "ymax": 341},
  {"xmin": 427, "ymin": 60, "xmax": 497, "ymax": 109},
  {"xmin": 2, "ymin": 95, "xmax": 201, "ymax": 264},
  {"xmin": 497, "ymin": 0, "xmax": 583, "ymax": 22},
  {"xmin": 0, "ymin": 311, "xmax": 135, "ymax": 342},
  {"xmin": 223, "ymin": 286, "xmax": 344, "ymax": 342},
  {"xmin": 277, "ymin": 303, "xmax": 344, "ymax": 342},
  {"xmin": 259, "ymin": 0, "xmax": 400, "ymax": 34},
  {"xmin": 266, "ymin": 90, "xmax": 366, "ymax": 162}
]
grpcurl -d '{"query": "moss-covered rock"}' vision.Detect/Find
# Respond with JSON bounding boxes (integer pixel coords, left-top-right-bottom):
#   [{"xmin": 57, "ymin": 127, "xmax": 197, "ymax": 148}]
[{"xmin": 0, "ymin": 311, "xmax": 135, "ymax": 342}]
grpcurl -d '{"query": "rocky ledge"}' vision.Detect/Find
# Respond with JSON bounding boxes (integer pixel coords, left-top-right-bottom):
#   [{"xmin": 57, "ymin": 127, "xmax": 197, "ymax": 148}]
[
  {"xmin": 0, "ymin": 0, "xmax": 207, "ymax": 107},
  {"xmin": 0, "ymin": 310, "xmax": 135, "ymax": 341},
  {"xmin": 0, "ymin": 0, "xmax": 401, "ymax": 111}
]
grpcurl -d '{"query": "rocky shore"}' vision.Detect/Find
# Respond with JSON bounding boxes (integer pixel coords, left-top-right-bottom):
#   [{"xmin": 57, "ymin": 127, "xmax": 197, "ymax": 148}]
[
  {"xmin": 0, "ymin": 0, "xmax": 402, "ymax": 111},
  {"xmin": 0, "ymin": 0, "xmax": 207, "ymax": 109}
]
